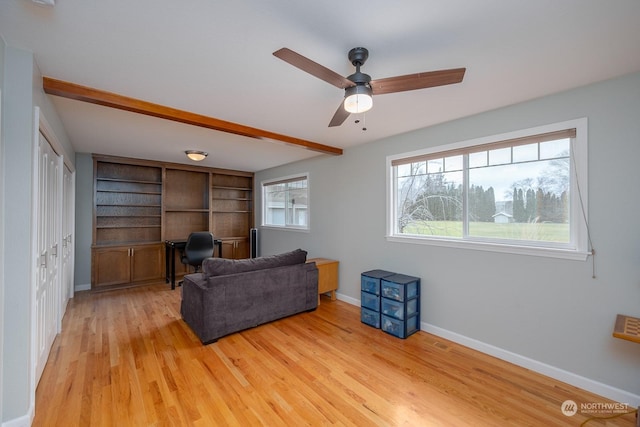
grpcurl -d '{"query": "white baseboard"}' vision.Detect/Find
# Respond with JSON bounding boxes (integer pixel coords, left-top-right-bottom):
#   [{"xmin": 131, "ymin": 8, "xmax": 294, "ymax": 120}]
[
  {"xmin": 336, "ymin": 292, "xmax": 640, "ymax": 407},
  {"xmin": 2, "ymin": 405, "xmax": 33, "ymax": 427},
  {"xmin": 422, "ymin": 322, "xmax": 640, "ymax": 407},
  {"xmin": 75, "ymin": 283, "xmax": 91, "ymax": 292}
]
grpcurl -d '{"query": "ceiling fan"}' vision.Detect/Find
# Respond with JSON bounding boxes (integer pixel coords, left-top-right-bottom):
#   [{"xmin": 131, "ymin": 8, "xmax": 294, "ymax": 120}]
[{"xmin": 273, "ymin": 47, "xmax": 466, "ymax": 127}]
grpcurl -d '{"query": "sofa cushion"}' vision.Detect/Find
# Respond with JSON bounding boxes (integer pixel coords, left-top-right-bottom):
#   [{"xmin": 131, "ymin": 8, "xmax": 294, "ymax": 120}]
[{"xmin": 202, "ymin": 248, "xmax": 307, "ymax": 278}]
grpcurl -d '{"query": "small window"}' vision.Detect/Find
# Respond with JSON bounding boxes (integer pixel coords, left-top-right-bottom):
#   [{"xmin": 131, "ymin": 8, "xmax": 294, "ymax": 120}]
[
  {"xmin": 387, "ymin": 119, "xmax": 589, "ymax": 260},
  {"xmin": 262, "ymin": 174, "xmax": 309, "ymax": 230}
]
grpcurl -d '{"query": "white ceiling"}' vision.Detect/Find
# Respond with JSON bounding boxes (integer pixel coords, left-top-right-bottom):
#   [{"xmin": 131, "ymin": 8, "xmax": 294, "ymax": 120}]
[{"xmin": 2, "ymin": 0, "xmax": 640, "ymax": 172}]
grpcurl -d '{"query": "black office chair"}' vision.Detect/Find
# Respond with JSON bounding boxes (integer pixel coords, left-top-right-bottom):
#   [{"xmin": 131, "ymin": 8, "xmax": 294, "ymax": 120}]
[{"xmin": 180, "ymin": 231, "xmax": 215, "ymax": 275}]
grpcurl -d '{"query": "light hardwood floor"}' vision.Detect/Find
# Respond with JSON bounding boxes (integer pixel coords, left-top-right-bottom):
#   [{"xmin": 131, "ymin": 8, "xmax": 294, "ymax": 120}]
[{"xmin": 33, "ymin": 283, "xmax": 637, "ymax": 426}]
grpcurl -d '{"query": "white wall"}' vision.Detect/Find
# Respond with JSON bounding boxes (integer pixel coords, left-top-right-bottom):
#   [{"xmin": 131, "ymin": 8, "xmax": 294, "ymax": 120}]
[{"xmin": 255, "ymin": 71, "xmax": 640, "ymax": 403}]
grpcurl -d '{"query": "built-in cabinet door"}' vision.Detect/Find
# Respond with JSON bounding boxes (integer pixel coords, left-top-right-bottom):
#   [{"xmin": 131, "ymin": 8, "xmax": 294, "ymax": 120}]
[
  {"xmin": 131, "ymin": 244, "xmax": 164, "ymax": 282},
  {"xmin": 92, "ymin": 243, "xmax": 164, "ymax": 288},
  {"xmin": 220, "ymin": 238, "xmax": 249, "ymax": 259},
  {"xmin": 35, "ymin": 131, "xmax": 62, "ymax": 384},
  {"xmin": 92, "ymin": 247, "xmax": 131, "ymax": 288}
]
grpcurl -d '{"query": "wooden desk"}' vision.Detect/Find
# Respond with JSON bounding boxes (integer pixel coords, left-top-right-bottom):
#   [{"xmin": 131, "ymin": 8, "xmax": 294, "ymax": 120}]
[
  {"xmin": 612, "ymin": 314, "xmax": 640, "ymax": 344},
  {"xmin": 165, "ymin": 239, "xmax": 222, "ymax": 290},
  {"xmin": 308, "ymin": 258, "xmax": 339, "ymax": 304}
]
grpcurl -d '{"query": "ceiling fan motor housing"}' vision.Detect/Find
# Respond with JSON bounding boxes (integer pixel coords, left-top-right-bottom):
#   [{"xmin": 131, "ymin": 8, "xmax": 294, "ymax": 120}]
[
  {"xmin": 347, "ymin": 47, "xmax": 372, "ymax": 89},
  {"xmin": 348, "ymin": 47, "xmax": 369, "ymax": 66}
]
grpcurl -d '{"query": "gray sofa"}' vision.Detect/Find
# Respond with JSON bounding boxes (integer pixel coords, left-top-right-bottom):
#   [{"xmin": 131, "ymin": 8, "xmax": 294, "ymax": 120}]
[{"xmin": 180, "ymin": 249, "xmax": 319, "ymax": 344}]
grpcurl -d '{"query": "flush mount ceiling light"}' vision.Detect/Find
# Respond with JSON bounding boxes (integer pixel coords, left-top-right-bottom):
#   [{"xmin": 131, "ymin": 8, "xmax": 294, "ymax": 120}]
[{"xmin": 185, "ymin": 150, "xmax": 208, "ymax": 161}]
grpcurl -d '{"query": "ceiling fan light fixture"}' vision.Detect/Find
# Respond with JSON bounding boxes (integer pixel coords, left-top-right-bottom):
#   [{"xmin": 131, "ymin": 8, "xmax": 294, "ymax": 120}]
[
  {"xmin": 344, "ymin": 85, "xmax": 373, "ymax": 114},
  {"xmin": 185, "ymin": 150, "xmax": 208, "ymax": 161}
]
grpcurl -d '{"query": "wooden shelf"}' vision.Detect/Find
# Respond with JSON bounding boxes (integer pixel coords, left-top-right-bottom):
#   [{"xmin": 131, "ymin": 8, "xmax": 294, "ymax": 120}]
[
  {"xmin": 98, "ymin": 215, "xmax": 161, "ymax": 218},
  {"xmin": 97, "ymin": 177, "xmax": 161, "ymax": 185},
  {"xmin": 97, "ymin": 189, "xmax": 162, "ymax": 195},
  {"xmin": 96, "ymin": 203, "xmax": 162, "ymax": 209},
  {"xmin": 212, "ymin": 186, "xmax": 251, "ymax": 191},
  {"xmin": 97, "ymin": 225, "xmax": 161, "ymax": 229}
]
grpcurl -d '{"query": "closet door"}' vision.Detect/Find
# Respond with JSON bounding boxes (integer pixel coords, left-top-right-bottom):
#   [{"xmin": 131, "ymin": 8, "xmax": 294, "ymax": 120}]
[
  {"xmin": 61, "ymin": 165, "xmax": 75, "ymax": 313},
  {"xmin": 35, "ymin": 131, "xmax": 62, "ymax": 383}
]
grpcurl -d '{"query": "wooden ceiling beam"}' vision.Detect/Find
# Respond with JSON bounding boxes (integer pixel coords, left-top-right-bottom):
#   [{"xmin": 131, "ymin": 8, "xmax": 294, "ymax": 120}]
[{"xmin": 42, "ymin": 77, "xmax": 343, "ymax": 156}]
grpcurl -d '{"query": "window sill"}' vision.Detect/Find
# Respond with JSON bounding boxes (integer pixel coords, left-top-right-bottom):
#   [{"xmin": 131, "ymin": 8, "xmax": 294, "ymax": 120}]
[
  {"xmin": 386, "ymin": 235, "xmax": 590, "ymax": 261},
  {"xmin": 261, "ymin": 225, "xmax": 310, "ymax": 233}
]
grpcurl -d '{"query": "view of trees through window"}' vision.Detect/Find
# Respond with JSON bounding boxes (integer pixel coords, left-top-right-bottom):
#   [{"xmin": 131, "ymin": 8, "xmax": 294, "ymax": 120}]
[{"xmin": 395, "ymin": 136, "xmax": 571, "ymax": 243}]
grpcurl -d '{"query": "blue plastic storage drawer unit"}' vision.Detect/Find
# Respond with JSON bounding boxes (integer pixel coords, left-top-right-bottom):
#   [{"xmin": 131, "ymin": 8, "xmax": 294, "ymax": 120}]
[
  {"xmin": 361, "ymin": 307, "xmax": 380, "ymax": 328},
  {"xmin": 381, "ymin": 314, "xmax": 419, "ymax": 339},
  {"xmin": 381, "ymin": 274, "xmax": 420, "ymax": 302},
  {"xmin": 361, "ymin": 291, "xmax": 380, "ymax": 311},
  {"xmin": 361, "ymin": 270, "xmax": 395, "ymax": 296},
  {"xmin": 381, "ymin": 297, "xmax": 418, "ymax": 320}
]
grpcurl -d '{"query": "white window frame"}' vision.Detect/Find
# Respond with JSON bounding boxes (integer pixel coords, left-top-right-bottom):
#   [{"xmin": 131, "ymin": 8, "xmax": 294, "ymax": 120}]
[
  {"xmin": 386, "ymin": 118, "xmax": 590, "ymax": 260},
  {"xmin": 261, "ymin": 173, "xmax": 310, "ymax": 231}
]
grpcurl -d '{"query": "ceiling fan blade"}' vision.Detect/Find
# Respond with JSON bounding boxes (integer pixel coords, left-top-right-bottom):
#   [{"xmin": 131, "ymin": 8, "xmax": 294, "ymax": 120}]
[
  {"xmin": 370, "ymin": 67, "xmax": 466, "ymax": 95},
  {"xmin": 328, "ymin": 102, "xmax": 350, "ymax": 127},
  {"xmin": 273, "ymin": 48, "xmax": 354, "ymax": 89}
]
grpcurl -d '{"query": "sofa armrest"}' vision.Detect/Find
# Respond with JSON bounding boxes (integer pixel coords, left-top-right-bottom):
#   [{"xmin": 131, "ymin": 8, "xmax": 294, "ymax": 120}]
[{"xmin": 181, "ymin": 273, "xmax": 226, "ymax": 343}]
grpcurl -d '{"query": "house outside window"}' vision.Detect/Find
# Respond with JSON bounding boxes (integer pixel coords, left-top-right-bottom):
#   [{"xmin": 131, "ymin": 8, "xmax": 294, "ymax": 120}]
[
  {"xmin": 262, "ymin": 174, "xmax": 309, "ymax": 230},
  {"xmin": 387, "ymin": 119, "xmax": 589, "ymax": 260}
]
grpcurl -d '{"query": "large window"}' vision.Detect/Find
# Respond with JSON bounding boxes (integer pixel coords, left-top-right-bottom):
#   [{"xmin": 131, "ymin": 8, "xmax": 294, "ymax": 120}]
[
  {"xmin": 387, "ymin": 119, "xmax": 589, "ymax": 259},
  {"xmin": 262, "ymin": 174, "xmax": 309, "ymax": 230}
]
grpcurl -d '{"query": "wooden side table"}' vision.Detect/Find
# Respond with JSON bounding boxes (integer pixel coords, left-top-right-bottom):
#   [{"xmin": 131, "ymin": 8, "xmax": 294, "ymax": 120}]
[
  {"xmin": 613, "ymin": 314, "xmax": 640, "ymax": 344},
  {"xmin": 307, "ymin": 258, "xmax": 339, "ymax": 304}
]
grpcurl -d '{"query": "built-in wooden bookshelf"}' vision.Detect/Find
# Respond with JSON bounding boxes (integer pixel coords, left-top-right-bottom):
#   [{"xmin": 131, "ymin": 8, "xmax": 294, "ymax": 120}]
[
  {"xmin": 94, "ymin": 161, "xmax": 162, "ymax": 245},
  {"xmin": 91, "ymin": 155, "xmax": 254, "ymax": 289},
  {"xmin": 212, "ymin": 173, "xmax": 253, "ymax": 259},
  {"xmin": 164, "ymin": 168, "xmax": 210, "ymax": 241}
]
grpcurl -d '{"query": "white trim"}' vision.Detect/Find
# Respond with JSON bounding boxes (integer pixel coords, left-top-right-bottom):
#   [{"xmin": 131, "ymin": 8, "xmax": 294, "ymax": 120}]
[
  {"xmin": 259, "ymin": 225, "xmax": 310, "ymax": 233},
  {"xmin": 28, "ymin": 107, "xmax": 40, "ymax": 427},
  {"xmin": 37, "ymin": 110, "xmax": 74, "ymax": 173},
  {"xmin": 0, "ymin": 87, "xmax": 4, "ymax": 425},
  {"xmin": 386, "ymin": 235, "xmax": 591, "ymax": 261},
  {"xmin": 74, "ymin": 283, "xmax": 91, "ymax": 292},
  {"xmin": 1, "ymin": 409, "xmax": 33, "ymax": 427},
  {"xmin": 421, "ymin": 321, "xmax": 640, "ymax": 407},
  {"xmin": 338, "ymin": 295, "xmax": 639, "ymax": 407},
  {"xmin": 261, "ymin": 172, "xmax": 310, "ymax": 231},
  {"xmin": 386, "ymin": 118, "xmax": 590, "ymax": 260}
]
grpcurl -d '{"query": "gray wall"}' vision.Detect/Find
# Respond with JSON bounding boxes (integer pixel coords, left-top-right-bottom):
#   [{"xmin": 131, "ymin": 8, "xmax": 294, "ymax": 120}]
[
  {"xmin": 74, "ymin": 153, "xmax": 93, "ymax": 289},
  {"xmin": 2, "ymin": 44, "xmax": 36, "ymax": 424},
  {"xmin": 0, "ymin": 33, "xmax": 5, "ymax": 426},
  {"xmin": 255, "ymin": 72, "xmax": 640, "ymax": 400},
  {"xmin": 1, "ymin": 44, "xmax": 75, "ymax": 423}
]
